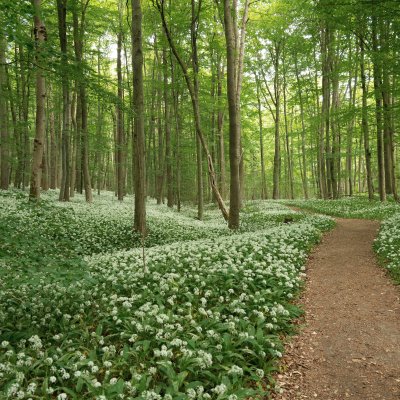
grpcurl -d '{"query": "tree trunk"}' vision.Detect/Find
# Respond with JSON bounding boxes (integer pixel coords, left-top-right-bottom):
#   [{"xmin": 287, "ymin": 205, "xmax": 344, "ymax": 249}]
[
  {"xmin": 217, "ymin": 59, "xmax": 226, "ymax": 199},
  {"xmin": 255, "ymin": 73, "xmax": 267, "ymax": 199},
  {"xmin": 0, "ymin": 31, "xmax": 9, "ymax": 190},
  {"xmin": 132, "ymin": 0, "xmax": 146, "ymax": 234},
  {"xmin": 293, "ymin": 55, "xmax": 308, "ymax": 199},
  {"xmin": 358, "ymin": 35, "xmax": 372, "ymax": 200},
  {"xmin": 191, "ymin": 0, "xmax": 204, "ymax": 219},
  {"xmin": 73, "ymin": 0, "xmax": 92, "ymax": 203},
  {"xmin": 380, "ymin": 18, "xmax": 394, "ymax": 196},
  {"xmin": 372, "ymin": 12, "xmax": 386, "ymax": 201},
  {"xmin": 57, "ymin": 0, "xmax": 70, "ymax": 201},
  {"xmin": 283, "ymin": 54, "xmax": 293, "ymax": 199},
  {"xmin": 272, "ymin": 43, "xmax": 281, "ymax": 200},
  {"xmin": 29, "ymin": 0, "xmax": 47, "ymax": 200},
  {"xmin": 320, "ymin": 25, "xmax": 330, "ymax": 199},
  {"xmin": 224, "ymin": 0, "xmax": 241, "ymax": 228},
  {"xmin": 163, "ymin": 47, "xmax": 173, "ymax": 208},
  {"xmin": 116, "ymin": 0, "xmax": 125, "ymax": 201}
]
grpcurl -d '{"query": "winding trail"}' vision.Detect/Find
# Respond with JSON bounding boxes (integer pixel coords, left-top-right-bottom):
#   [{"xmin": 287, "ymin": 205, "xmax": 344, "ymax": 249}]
[{"xmin": 274, "ymin": 218, "xmax": 400, "ymax": 400}]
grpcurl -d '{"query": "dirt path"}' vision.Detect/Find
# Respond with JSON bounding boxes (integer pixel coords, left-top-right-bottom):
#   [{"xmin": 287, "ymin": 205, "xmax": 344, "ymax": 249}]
[{"xmin": 274, "ymin": 218, "xmax": 400, "ymax": 400}]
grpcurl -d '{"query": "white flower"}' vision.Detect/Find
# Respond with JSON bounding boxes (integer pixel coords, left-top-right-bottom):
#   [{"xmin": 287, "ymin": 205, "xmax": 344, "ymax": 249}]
[
  {"xmin": 256, "ymin": 369, "xmax": 264, "ymax": 378},
  {"xmin": 212, "ymin": 384, "xmax": 227, "ymax": 395},
  {"xmin": 228, "ymin": 365, "xmax": 243, "ymax": 375}
]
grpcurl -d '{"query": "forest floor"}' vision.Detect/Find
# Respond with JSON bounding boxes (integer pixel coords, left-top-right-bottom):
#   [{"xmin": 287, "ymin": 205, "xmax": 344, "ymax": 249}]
[{"xmin": 274, "ymin": 218, "xmax": 400, "ymax": 400}]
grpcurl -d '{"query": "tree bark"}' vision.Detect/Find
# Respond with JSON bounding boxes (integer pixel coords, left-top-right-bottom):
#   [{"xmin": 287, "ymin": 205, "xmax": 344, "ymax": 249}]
[
  {"xmin": 132, "ymin": 0, "xmax": 146, "ymax": 234},
  {"xmin": 372, "ymin": 12, "xmax": 386, "ymax": 201},
  {"xmin": 29, "ymin": 0, "xmax": 47, "ymax": 200},
  {"xmin": 224, "ymin": 0, "xmax": 240, "ymax": 228},
  {"xmin": 294, "ymin": 54, "xmax": 309, "ymax": 199},
  {"xmin": 116, "ymin": 0, "xmax": 125, "ymax": 201},
  {"xmin": 0, "ymin": 31, "xmax": 9, "ymax": 190},
  {"xmin": 163, "ymin": 47, "xmax": 173, "ymax": 208},
  {"xmin": 57, "ymin": 0, "xmax": 70, "ymax": 201},
  {"xmin": 73, "ymin": 0, "xmax": 92, "ymax": 203},
  {"xmin": 255, "ymin": 73, "xmax": 267, "ymax": 199}
]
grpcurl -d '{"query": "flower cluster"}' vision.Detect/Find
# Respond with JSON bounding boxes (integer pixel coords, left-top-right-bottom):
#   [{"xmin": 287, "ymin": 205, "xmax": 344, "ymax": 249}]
[
  {"xmin": 282, "ymin": 196, "xmax": 400, "ymax": 220},
  {"xmin": 374, "ymin": 212, "xmax": 400, "ymax": 284}
]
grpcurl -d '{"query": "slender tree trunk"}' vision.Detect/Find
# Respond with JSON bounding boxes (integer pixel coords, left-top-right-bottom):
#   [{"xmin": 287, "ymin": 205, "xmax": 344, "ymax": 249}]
[
  {"xmin": 163, "ymin": 47, "xmax": 173, "ymax": 208},
  {"xmin": 73, "ymin": 0, "xmax": 92, "ymax": 203},
  {"xmin": 81, "ymin": 85, "xmax": 92, "ymax": 202},
  {"xmin": 41, "ymin": 132, "xmax": 49, "ymax": 191},
  {"xmin": 191, "ymin": 0, "xmax": 204, "ymax": 219},
  {"xmin": 0, "ymin": 31, "xmax": 9, "ymax": 190},
  {"xmin": 372, "ymin": 13, "xmax": 386, "ymax": 201},
  {"xmin": 217, "ymin": 59, "xmax": 226, "ymax": 199},
  {"xmin": 294, "ymin": 54, "xmax": 308, "ymax": 199},
  {"xmin": 116, "ymin": 0, "xmax": 125, "ymax": 201},
  {"xmin": 132, "ymin": 0, "xmax": 146, "ymax": 234},
  {"xmin": 283, "ymin": 54, "xmax": 293, "ymax": 199},
  {"xmin": 70, "ymin": 89, "xmax": 77, "ymax": 196},
  {"xmin": 196, "ymin": 133, "xmax": 203, "ymax": 219},
  {"xmin": 331, "ymin": 45, "xmax": 340, "ymax": 199},
  {"xmin": 255, "ymin": 73, "xmax": 267, "ymax": 199},
  {"xmin": 57, "ymin": 0, "xmax": 70, "ymax": 201},
  {"xmin": 224, "ymin": 0, "xmax": 241, "ymax": 228},
  {"xmin": 380, "ymin": 18, "xmax": 393, "ymax": 195},
  {"xmin": 320, "ymin": 25, "xmax": 331, "ymax": 199},
  {"xmin": 29, "ymin": 0, "xmax": 47, "ymax": 200},
  {"xmin": 171, "ymin": 58, "xmax": 182, "ymax": 211},
  {"xmin": 236, "ymin": 0, "xmax": 250, "ymax": 205},
  {"xmin": 272, "ymin": 43, "xmax": 281, "ymax": 200},
  {"xmin": 359, "ymin": 34, "xmax": 373, "ymax": 200}
]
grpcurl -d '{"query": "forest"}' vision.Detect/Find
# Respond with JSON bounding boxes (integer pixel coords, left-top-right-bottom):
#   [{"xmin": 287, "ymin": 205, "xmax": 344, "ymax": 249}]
[{"xmin": 0, "ymin": 0, "xmax": 400, "ymax": 399}]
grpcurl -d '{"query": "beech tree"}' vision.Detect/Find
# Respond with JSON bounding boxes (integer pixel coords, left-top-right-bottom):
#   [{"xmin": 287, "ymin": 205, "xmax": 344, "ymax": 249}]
[
  {"xmin": 29, "ymin": 0, "xmax": 47, "ymax": 200},
  {"xmin": 0, "ymin": 0, "xmax": 399, "ymax": 211}
]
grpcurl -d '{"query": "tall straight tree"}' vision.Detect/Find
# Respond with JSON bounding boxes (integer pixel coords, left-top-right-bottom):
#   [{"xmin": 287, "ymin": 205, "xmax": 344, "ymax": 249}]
[
  {"xmin": 116, "ymin": 0, "xmax": 125, "ymax": 201},
  {"xmin": 57, "ymin": 0, "xmax": 71, "ymax": 201},
  {"xmin": 191, "ymin": 0, "xmax": 203, "ymax": 220},
  {"xmin": 132, "ymin": 0, "xmax": 146, "ymax": 234},
  {"xmin": 0, "ymin": 31, "xmax": 8, "ymax": 190},
  {"xmin": 72, "ymin": 0, "xmax": 92, "ymax": 203},
  {"xmin": 359, "ymin": 32, "xmax": 373, "ymax": 200},
  {"xmin": 372, "ymin": 10, "xmax": 386, "ymax": 201},
  {"xmin": 223, "ymin": 0, "xmax": 241, "ymax": 229},
  {"xmin": 29, "ymin": 0, "xmax": 47, "ymax": 200}
]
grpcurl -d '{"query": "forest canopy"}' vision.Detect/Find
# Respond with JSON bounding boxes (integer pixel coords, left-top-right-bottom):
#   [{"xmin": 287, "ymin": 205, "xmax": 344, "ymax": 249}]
[{"xmin": 0, "ymin": 0, "xmax": 399, "ymax": 230}]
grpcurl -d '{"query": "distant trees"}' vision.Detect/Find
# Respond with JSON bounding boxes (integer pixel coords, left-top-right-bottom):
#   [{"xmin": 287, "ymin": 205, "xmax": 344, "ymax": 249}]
[{"xmin": 0, "ymin": 0, "xmax": 399, "ymax": 225}]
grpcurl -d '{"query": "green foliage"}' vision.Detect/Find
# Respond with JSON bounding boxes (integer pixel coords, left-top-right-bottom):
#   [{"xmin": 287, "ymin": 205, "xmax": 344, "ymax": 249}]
[
  {"xmin": 374, "ymin": 213, "xmax": 400, "ymax": 285},
  {"xmin": 282, "ymin": 197, "xmax": 400, "ymax": 220},
  {"xmin": 0, "ymin": 190, "xmax": 334, "ymax": 399}
]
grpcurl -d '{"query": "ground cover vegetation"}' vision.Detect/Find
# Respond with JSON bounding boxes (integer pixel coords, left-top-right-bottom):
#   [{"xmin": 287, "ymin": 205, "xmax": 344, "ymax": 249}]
[
  {"xmin": 1, "ymin": 0, "xmax": 400, "ymax": 398},
  {"xmin": 0, "ymin": 192, "xmax": 334, "ymax": 399}
]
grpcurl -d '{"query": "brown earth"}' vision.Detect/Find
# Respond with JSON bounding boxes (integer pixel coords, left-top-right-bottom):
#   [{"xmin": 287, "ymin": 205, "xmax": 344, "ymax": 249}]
[{"xmin": 273, "ymin": 218, "xmax": 400, "ymax": 400}]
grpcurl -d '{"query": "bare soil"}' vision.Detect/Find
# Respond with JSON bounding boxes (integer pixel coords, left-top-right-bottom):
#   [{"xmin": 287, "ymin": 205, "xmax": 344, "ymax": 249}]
[{"xmin": 273, "ymin": 218, "xmax": 400, "ymax": 400}]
